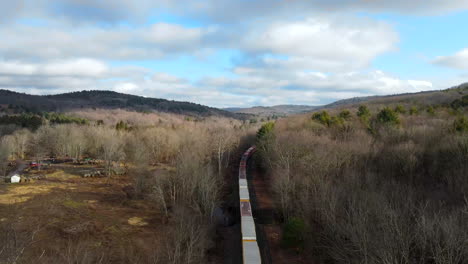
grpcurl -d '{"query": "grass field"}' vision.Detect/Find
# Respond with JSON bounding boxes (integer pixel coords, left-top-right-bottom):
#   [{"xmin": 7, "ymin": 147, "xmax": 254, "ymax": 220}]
[{"xmin": 0, "ymin": 167, "xmax": 168, "ymax": 263}]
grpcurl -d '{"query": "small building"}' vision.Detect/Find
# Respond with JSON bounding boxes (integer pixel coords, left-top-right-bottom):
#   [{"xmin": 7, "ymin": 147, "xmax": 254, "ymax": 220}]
[{"xmin": 10, "ymin": 174, "xmax": 20, "ymax": 183}]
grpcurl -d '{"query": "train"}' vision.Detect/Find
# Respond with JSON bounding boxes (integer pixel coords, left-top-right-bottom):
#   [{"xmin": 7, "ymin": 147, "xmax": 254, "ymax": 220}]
[{"xmin": 239, "ymin": 146, "xmax": 262, "ymax": 263}]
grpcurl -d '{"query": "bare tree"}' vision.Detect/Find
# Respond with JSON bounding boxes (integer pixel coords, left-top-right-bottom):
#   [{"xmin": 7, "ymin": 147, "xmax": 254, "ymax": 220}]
[
  {"xmin": 10, "ymin": 129, "xmax": 31, "ymax": 159},
  {"xmin": 0, "ymin": 137, "xmax": 12, "ymax": 176},
  {"xmin": 68, "ymin": 126, "xmax": 87, "ymax": 161},
  {"xmin": 210, "ymin": 128, "xmax": 238, "ymax": 175},
  {"xmin": 96, "ymin": 129, "xmax": 125, "ymax": 176}
]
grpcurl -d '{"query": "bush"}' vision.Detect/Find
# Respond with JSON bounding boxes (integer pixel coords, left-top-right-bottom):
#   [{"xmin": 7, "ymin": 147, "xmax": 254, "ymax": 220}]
[
  {"xmin": 0, "ymin": 113, "xmax": 43, "ymax": 130},
  {"xmin": 453, "ymin": 116, "xmax": 468, "ymax": 132},
  {"xmin": 43, "ymin": 112, "xmax": 88, "ymax": 125},
  {"xmin": 409, "ymin": 106, "xmax": 419, "ymax": 115},
  {"xmin": 394, "ymin": 105, "xmax": 406, "ymax": 114},
  {"xmin": 282, "ymin": 217, "xmax": 306, "ymax": 249},
  {"xmin": 312, "ymin": 111, "xmax": 332, "ymax": 126},
  {"xmin": 450, "ymin": 95, "xmax": 468, "ymax": 109},
  {"xmin": 357, "ymin": 105, "xmax": 371, "ymax": 120},
  {"xmin": 257, "ymin": 122, "xmax": 275, "ymax": 140},
  {"xmin": 426, "ymin": 106, "xmax": 436, "ymax": 115},
  {"xmin": 377, "ymin": 107, "xmax": 400, "ymax": 125},
  {"xmin": 339, "ymin": 110, "xmax": 352, "ymax": 120}
]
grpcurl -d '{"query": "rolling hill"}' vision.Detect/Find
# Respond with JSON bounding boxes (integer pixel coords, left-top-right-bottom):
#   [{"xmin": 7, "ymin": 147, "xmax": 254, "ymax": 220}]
[
  {"xmin": 319, "ymin": 83, "xmax": 468, "ymax": 110},
  {"xmin": 0, "ymin": 89, "xmax": 242, "ymax": 118}
]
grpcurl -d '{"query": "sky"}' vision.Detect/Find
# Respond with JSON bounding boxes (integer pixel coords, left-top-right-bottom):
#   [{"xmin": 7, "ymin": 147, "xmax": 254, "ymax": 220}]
[{"xmin": 0, "ymin": 1, "xmax": 468, "ymax": 107}]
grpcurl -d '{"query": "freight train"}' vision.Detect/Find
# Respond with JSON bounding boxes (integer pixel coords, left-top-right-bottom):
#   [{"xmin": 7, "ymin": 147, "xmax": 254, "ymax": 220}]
[{"xmin": 239, "ymin": 146, "xmax": 262, "ymax": 263}]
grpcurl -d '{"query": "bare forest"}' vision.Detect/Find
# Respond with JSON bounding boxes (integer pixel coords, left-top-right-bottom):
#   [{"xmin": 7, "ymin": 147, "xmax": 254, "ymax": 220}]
[
  {"xmin": 256, "ymin": 98, "xmax": 468, "ymax": 263},
  {"xmin": 0, "ymin": 110, "xmax": 256, "ymax": 264}
]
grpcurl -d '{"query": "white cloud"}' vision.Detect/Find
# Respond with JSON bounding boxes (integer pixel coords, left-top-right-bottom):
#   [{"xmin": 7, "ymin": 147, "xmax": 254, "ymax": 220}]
[
  {"xmin": 0, "ymin": 23, "xmax": 214, "ymax": 61},
  {"xmin": 164, "ymin": 0, "xmax": 468, "ymax": 22},
  {"xmin": 0, "ymin": 57, "xmax": 439, "ymax": 107},
  {"xmin": 198, "ymin": 69, "xmax": 436, "ymax": 106},
  {"xmin": 240, "ymin": 16, "xmax": 398, "ymax": 72},
  {"xmin": 146, "ymin": 23, "xmax": 202, "ymax": 44},
  {"xmin": 1, "ymin": 0, "xmax": 466, "ymax": 25},
  {"xmin": 433, "ymin": 48, "xmax": 468, "ymax": 69},
  {"xmin": 0, "ymin": 59, "xmax": 108, "ymax": 77},
  {"xmin": 114, "ymin": 82, "xmax": 139, "ymax": 93},
  {"xmin": 0, "ymin": 1, "xmax": 460, "ymax": 107},
  {"xmin": 408, "ymin": 80, "xmax": 433, "ymax": 88}
]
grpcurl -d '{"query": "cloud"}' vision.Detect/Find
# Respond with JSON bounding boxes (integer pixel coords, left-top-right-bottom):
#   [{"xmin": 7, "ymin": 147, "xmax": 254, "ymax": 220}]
[
  {"xmin": 165, "ymin": 0, "xmax": 468, "ymax": 22},
  {"xmin": 0, "ymin": 58, "xmax": 145, "ymax": 93},
  {"xmin": 240, "ymin": 16, "xmax": 398, "ymax": 72},
  {"xmin": 198, "ymin": 69, "xmax": 435, "ymax": 106},
  {"xmin": 1, "ymin": 0, "xmax": 467, "ymax": 25},
  {"xmin": 433, "ymin": 48, "xmax": 468, "ymax": 69},
  {"xmin": 0, "ymin": 15, "xmax": 397, "ymax": 73},
  {"xmin": 0, "ymin": 2, "xmax": 24, "ymax": 23},
  {"xmin": 0, "ymin": 57, "xmax": 437, "ymax": 107},
  {"xmin": 0, "ymin": 23, "xmax": 215, "ymax": 61},
  {"xmin": 0, "ymin": 1, "xmax": 459, "ymax": 107},
  {"xmin": 0, "ymin": 59, "xmax": 108, "ymax": 77}
]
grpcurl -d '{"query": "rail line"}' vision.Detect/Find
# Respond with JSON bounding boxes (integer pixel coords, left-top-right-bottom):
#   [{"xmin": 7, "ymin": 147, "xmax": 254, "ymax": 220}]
[{"xmin": 239, "ymin": 146, "xmax": 262, "ymax": 263}]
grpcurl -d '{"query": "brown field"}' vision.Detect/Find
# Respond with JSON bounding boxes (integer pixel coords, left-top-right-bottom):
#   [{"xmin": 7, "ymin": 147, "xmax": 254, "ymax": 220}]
[{"xmin": 0, "ymin": 168, "xmax": 166, "ymax": 264}]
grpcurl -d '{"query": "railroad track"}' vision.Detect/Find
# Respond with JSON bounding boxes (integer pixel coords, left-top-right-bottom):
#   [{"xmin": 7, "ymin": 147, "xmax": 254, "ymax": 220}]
[{"xmin": 239, "ymin": 146, "xmax": 262, "ymax": 263}]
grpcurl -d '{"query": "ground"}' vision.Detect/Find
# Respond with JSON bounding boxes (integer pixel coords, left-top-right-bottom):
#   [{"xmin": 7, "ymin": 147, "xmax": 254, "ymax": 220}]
[{"xmin": 0, "ymin": 164, "xmax": 166, "ymax": 263}]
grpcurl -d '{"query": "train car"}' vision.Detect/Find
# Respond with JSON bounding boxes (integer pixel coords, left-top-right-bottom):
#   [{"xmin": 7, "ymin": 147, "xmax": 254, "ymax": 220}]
[{"xmin": 239, "ymin": 146, "xmax": 261, "ymax": 263}]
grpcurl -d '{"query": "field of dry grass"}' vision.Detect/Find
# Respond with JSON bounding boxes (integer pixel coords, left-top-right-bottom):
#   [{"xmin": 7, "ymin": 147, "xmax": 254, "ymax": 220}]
[{"xmin": 0, "ymin": 166, "xmax": 169, "ymax": 263}]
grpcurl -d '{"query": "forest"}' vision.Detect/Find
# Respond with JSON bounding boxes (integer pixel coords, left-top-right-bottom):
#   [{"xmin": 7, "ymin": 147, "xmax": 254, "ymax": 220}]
[{"xmin": 256, "ymin": 95, "xmax": 468, "ymax": 263}]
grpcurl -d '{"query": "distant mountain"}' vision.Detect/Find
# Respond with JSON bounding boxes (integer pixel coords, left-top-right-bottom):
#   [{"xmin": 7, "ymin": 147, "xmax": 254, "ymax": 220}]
[
  {"xmin": 0, "ymin": 90, "xmax": 242, "ymax": 118},
  {"xmin": 225, "ymin": 104, "xmax": 319, "ymax": 116},
  {"xmin": 319, "ymin": 83, "xmax": 468, "ymax": 110}
]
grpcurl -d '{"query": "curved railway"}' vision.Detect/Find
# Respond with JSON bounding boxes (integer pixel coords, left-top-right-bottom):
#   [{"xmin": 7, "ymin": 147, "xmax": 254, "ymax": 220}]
[{"xmin": 239, "ymin": 146, "xmax": 262, "ymax": 263}]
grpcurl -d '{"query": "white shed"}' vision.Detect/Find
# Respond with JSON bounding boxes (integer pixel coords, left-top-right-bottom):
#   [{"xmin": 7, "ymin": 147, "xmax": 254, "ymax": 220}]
[{"xmin": 10, "ymin": 174, "xmax": 20, "ymax": 183}]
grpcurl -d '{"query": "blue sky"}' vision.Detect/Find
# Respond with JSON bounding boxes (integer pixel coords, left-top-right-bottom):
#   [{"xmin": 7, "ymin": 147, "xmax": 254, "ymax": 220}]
[
  {"xmin": 371, "ymin": 11, "xmax": 468, "ymax": 78},
  {"xmin": 0, "ymin": 1, "xmax": 467, "ymax": 107}
]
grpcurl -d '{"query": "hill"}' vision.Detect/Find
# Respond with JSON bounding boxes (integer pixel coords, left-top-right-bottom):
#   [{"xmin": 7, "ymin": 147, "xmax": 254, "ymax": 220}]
[
  {"xmin": 320, "ymin": 83, "xmax": 468, "ymax": 110},
  {"xmin": 0, "ymin": 89, "xmax": 244, "ymax": 118},
  {"xmin": 225, "ymin": 104, "xmax": 318, "ymax": 117}
]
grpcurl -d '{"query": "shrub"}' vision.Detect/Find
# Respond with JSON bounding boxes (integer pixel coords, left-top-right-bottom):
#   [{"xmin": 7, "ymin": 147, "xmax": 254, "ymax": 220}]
[
  {"xmin": 282, "ymin": 217, "xmax": 306, "ymax": 249},
  {"xmin": 450, "ymin": 95, "xmax": 468, "ymax": 109},
  {"xmin": 312, "ymin": 111, "xmax": 332, "ymax": 126},
  {"xmin": 394, "ymin": 105, "xmax": 406, "ymax": 114},
  {"xmin": 330, "ymin": 116, "xmax": 344, "ymax": 126},
  {"xmin": 257, "ymin": 122, "xmax": 275, "ymax": 140},
  {"xmin": 377, "ymin": 107, "xmax": 400, "ymax": 125},
  {"xmin": 115, "ymin": 120, "xmax": 129, "ymax": 130},
  {"xmin": 339, "ymin": 109, "xmax": 352, "ymax": 120},
  {"xmin": 453, "ymin": 116, "xmax": 468, "ymax": 132},
  {"xmin": 409, "ymin": 106, "xmax": 419, "ymax": 115},
  {"xmin": 357, "ymin": 105, "xmax": 371, "ymax": 120},
  {"xmin": 43, "ymin": 112, "xmax": 88, "ymax": 125},
  {"xmin": 426, "ymin": 106, "xmax": 436, "ymax": 115},
  {"xmin": 0, "ymin": 113, "xmax": 43, "ymax": 130}
]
